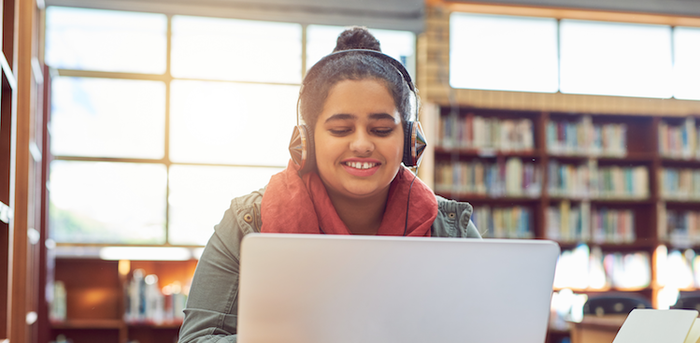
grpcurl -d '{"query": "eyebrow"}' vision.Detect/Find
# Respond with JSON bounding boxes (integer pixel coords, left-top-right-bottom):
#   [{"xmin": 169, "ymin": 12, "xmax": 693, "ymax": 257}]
[{"xmin": 324, "ymin": 113, "xmax": 398, "ymax": 123}]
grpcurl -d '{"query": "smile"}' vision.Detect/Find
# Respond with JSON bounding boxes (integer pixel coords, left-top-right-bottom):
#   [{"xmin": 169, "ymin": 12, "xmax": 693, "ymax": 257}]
[{"xmin": 344, "ymin": 161, "xmax": 379, "ymax": 169}]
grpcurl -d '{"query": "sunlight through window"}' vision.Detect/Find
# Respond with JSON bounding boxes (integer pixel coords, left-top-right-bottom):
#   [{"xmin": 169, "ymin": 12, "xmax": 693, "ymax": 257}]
[
  {"xmin": 559, "ymin": 20, "xmax": 673, "ymax": 98},
  {"xmin": 46, "ymin": 7, "xmax": 167, "ymax": 73},
  {"xmin": 673, "ymin": 27, "xmax": 700, "ymax": 100},
  {"xmin": 450, "ymin": 13, "xmax": 559, "ymax": 93},
  {"xmin": 171, "ymin": 16, "xmax": 302, "ymax": 83},
  {"xmin": 168, "ymin": 165, "xmax": 283, "ymax": 245}
]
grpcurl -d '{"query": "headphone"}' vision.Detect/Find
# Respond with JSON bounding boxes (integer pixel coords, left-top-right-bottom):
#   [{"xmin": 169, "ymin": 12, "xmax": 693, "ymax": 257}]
[{"xmin": 288, "ymin": 49, "xmax": 427, "ymax": 175}]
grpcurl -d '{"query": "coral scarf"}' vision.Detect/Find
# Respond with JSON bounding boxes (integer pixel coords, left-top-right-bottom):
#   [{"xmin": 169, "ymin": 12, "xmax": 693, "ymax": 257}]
[{"xmin": 261, "ymin": 160, "xmax": 437, "ymax": 236}]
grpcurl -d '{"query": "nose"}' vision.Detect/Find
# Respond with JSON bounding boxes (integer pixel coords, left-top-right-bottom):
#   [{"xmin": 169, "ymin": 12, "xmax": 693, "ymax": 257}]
[{"xmin": 349, "ymin": 130, "xmax": 374, "ymax": 155}]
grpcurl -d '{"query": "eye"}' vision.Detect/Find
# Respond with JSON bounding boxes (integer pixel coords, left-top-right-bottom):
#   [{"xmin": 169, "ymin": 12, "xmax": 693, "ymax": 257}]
[
  {"xmin": 372, "ymin": 128, "xmax": 394, "ymax": 137},
  {"xmin": 329, "ymin": 127, "xmax": 352, "ymax": 136}
]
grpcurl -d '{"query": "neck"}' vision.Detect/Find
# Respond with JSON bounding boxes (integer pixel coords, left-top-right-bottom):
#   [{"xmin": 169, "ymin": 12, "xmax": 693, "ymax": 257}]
[{"xmin": 325, "ymin": 187, "xmax": 390, "ymax": 235}]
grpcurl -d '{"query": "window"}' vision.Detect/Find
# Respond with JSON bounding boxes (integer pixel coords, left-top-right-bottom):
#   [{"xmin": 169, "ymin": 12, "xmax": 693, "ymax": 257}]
[
  {"xmin": 673, "ymin": 27, "xmax": 700, "ymax": 100},
  {"xmin": 449, "ymin": 13, "xmax": 559, "ymax": 93},
  {"xmin": 449, "ymin": 12, "xmax": 700, "ymax": 101},
  {"xmin": 559, "ymin": 20, "xmax": 673, "ymax": 98},
  {"xmin": 46, "ymin": 7, "xmax": 167, "ymax": 74},
  {"xmin": 51, "ymin": 77, "xmax": 166, "ymax": 159},
  {"xmin": 306, "ymin": 25, "xmax": 416, "ymax": 80},
  {"xmin": 46, "ymin": 7, "xmax": 417, "ymax": 246},
  {"xmin": 170, "ymin": 16, "xmax": 302, "ymax": 83}
]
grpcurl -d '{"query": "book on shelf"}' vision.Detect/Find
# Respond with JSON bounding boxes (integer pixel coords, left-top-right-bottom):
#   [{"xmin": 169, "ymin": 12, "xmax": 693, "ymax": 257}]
[
  {"xmin": 659, "ymin": 117, "xmax": 698, "ymax": 159},
  {"xmin": 125, "ymin": 269, "xmax": 187, "ymax": 325},
  {"xmin": 547, "ymin": 116, "xmax": 627, "ymax": 157},
  {"xmin": 660, "ymin": 168, "xmax": 700, "ymax": 200},
  {"xmin": 547, "ymin": 160, "xmax": 648, "ymax": 199},
  {"xmin": 471, "ymin": 205, "xmax": 533, "ymax": 239},
  {"xmin": 434, "ymin": 158, "xmax": 541, "ymax": 197},
  {"xmin": 658, "ymin": 207, "xmax": 700, "ymax": 247},
  {"xmin": 547, "ymin": 160, "xmax": 595, "ymax": 198},
  {"xmin": 553, "ymin": 244, "xmax": 650, "ymax": 290},
  {"xmin": 546, "ymin": 202, "xmax": 634, "ymax": 244},
  {"xmin": 654, "ymin": 245, "xmax": 700, "ymax": 290},
  {"xmin": 547, "ymin": 116, "xmax": 592, "ymax": 155},
  {"xmin": 49, "ymin": 280, "xmax": 67, "ymax": 322},
  {"xmin": 439, "ymin": 114, "xmax": 533, "ymax": 152},
  {"xmin": 591, "ymin": 208, "xmax": 636, "ymax": 244},
  {"xmin": 546, "ymin": 200, "xmax": 591, "ymax": 242},
  {"xmin": 597, "ymin": 165, "xmax": 649, "ymax": 199}
]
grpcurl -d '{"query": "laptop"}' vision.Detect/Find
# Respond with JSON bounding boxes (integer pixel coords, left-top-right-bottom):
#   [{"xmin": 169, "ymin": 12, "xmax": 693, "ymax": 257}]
[{"xmin": 237, "ymin": 234, "xmax": 560, "ymax": 343}]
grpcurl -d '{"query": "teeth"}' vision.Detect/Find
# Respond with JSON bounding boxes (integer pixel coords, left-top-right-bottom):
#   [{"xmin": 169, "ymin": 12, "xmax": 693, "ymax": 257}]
[{"xmin": 346, "ymin": 162, "xmax": 377, "ymax": 169}]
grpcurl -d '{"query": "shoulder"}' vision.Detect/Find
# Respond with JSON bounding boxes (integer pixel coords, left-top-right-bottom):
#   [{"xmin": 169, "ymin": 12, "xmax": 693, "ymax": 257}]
[
  {"xmin": 212, "ymin": 187, "xmax": 266, "ymax": 247},
  {"xmin": 229, "ymin": 187, "xmax": 265, "ymax": 231},
  {"xmin": 432, "ymin": 195, "xmax": 481, "ymax": 238}
]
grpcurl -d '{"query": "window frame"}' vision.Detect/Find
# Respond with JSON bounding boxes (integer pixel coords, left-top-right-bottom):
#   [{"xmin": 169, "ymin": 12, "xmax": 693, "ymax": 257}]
[
  {"xmin": 47, "ymin": 9, "xmax": 418, "ymax": 248},
  {"xmin": 447, "ymin": 6, "xmax": 700, "ymax": 100}
]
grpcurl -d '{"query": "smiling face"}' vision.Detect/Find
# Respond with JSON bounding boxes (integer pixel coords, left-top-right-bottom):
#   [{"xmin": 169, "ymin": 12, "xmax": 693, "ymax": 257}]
[{"xmin": 314, "ymin": 79, "xmax": 404, "ymax": 201}]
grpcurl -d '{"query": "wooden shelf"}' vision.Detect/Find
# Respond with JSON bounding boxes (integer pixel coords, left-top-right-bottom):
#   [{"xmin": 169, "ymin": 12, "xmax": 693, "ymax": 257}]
[
  {"xmin": 51, "ymin": 258, "xmax": 196, "ymax": 343},
  {"xmin": 547, "ymin": 196, "xmax": 653, "ymax": 204},
  {"xmin": 662, "ymin": 198, "xmax": 700, "ymax": 205},
  {"xmin": 658, "ymin": 241, "xmax": 700, "ymax": 250},
  {"xmin": 434, "ymin": 147, "xmax": 540, "ymax": 158},
  {"xmin": 556, "ymin": 241, "xmax": 659, "ymax": 250},
  {"xmin": 596, "ymin": 153, "xmax": 654, "ymax": 163},
  {"xmin": 431, "ymin": 105, "xmax": 678, "ymax": 324},
  {"xmin": 437, "ymin": 193, "xmax": 541, "ymax": 203},
  {"xmin": 659, "ymin": 156, "xmax": 700, "ymax": 164},
  {"xmin": 547, "ymin": 153, "xmax": 591, "ymax": 161},
  {"xmin": 50, "ymin": 319, "xmax": 123, "ymax": 329},
  {"xmin": 588, "ymin": 198, "xmax": 654, "ymax": 205}
]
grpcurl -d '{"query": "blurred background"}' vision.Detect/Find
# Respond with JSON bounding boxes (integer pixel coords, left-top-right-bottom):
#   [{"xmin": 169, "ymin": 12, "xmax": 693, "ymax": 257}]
[{"xmin": 2, "ymin": 0, "xmax": 700, "ymax": 342}]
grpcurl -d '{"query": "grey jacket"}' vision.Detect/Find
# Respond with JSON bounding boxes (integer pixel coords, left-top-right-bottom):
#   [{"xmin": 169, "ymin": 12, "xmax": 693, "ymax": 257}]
[{"xmin": 178, "ymin": 188, "xmax": 480, "ymax": 343}]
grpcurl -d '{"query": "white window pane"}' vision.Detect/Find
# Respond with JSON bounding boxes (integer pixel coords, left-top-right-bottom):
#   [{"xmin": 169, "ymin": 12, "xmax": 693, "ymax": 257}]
[
  {"xmin": 449, "ymin": 13, "xmax": 559, "ymax": 93},
  {"xmin": 50, "ymin": 77, "xmax": 165, "ymax": 159},
  {"xmin": 171, "ymin": 16, "xmax": 301, "ymax": 83},
  {"xmin": 46, "ymin": 7, "xmax": 166, "ymax": 74},
  {"xmin": 168, "ymin": 165, "xmax": 283, "ymax": 245},
  {"xmin": 170, "ymin": 81, "xmax": 298, "ymax": 166},
  {"xmin": 560, "ymin": 20, "xmax": 673, "ymax": 98},
  {"xmin": 306, "ymin": 25, "xmax": 416, "ymax": 80},
  {"xmin": 674, "ymin": 27, "xmax": 700, "ymax": 100},
  {"xmin": 49, "ymin": 161, "xmax": 167, "ymax": 244}
]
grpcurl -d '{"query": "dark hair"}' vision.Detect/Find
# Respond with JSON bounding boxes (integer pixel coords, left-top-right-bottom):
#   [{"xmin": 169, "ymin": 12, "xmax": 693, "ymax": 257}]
[{"xmin": 299, "ymin": 26, "xmax": 416, "ymax": 131}]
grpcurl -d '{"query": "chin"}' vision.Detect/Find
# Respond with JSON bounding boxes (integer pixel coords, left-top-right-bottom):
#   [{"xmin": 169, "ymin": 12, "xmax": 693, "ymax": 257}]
[{"xmin": 340, "ymin": 182, "xmax": 389, "ymax": 199}]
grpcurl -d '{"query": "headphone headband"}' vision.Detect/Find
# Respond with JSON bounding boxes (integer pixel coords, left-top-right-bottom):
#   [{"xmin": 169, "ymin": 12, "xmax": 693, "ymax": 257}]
[
  {"xmin": 299, "ymin": 49, "xmax": 416, "ymax": 125},
  {"xmin": 291, "ymin": 48, "xmax": 426, "ymax": 172},
  {"xmin": 304, "ymin": 49, "xmax": 415, "ymax": 92}
]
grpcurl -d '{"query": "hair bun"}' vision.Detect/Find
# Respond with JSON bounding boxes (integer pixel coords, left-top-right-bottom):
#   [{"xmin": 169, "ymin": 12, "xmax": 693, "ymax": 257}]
[{"xmin": 333, "ymin": 26, "xmax": 381, "ymax": 52}]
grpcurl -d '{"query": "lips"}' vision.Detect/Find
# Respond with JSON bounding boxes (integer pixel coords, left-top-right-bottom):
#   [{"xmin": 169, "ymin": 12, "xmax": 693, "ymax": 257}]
[
  {"xmin": 343, "ymin": 161, "xmax": 378, "ymax": 169},
  {"xmin": 341, "ymin": 159, "xmax": 381, "ymax": 177}
]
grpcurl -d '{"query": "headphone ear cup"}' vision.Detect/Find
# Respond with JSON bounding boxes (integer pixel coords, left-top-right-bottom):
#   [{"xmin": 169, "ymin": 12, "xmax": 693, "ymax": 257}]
[
  {"xmin": 402, "ymin": 121, "xmax": 427, "ymax": 168},
  {"xmin": 289, "ymin": 125, "xmax": 316, "ymax": 174}
]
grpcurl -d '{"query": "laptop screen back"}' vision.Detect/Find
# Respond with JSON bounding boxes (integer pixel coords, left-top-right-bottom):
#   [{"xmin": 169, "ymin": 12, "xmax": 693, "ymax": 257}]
[{"xmin": 238, "ymin": 234, "xmax": 560, "ymax": 343}]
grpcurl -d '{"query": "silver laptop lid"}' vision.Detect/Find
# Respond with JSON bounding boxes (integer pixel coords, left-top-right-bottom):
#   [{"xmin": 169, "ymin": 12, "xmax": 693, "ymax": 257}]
[{"xmin": 238, "ymin": 234, "xmax": 560, "ymax": 343}]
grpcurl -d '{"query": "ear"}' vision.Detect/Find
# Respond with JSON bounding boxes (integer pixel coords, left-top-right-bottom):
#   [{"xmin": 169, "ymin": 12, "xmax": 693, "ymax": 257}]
[
  {"xmin": 402, "ymin": 121, "xmax": 427, "ymax": 167},
  {"xmin": 289, "ymin": 125, "xmax": 316, "ymax": 175}
]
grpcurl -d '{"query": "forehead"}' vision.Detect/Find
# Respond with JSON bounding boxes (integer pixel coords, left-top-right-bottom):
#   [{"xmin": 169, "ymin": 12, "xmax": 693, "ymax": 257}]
[{"xmin": 321, "ymin": 79, "xmax": 398, "ymax": 119}]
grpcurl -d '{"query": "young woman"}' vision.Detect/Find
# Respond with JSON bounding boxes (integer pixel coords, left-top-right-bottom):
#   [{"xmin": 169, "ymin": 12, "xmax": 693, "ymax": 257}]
[{"xmin": 178, "ymin": 27, "xmax": 480, "ymax": 343}]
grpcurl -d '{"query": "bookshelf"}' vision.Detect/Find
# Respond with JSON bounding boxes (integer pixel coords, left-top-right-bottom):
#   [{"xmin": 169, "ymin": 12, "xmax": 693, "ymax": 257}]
[
  {"xmin": 49, "ymin": 258, "xmax": 197, "ymax": 343},
  {"xmin": 428, "ymin": 104, "xmax": 700, "ymax": 342}
]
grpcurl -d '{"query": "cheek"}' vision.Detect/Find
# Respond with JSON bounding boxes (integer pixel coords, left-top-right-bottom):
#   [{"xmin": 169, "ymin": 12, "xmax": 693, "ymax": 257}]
[
  {"xmin": 383, "ymin": 136, "xmax": 405, "ymax": 163},
  {"xmin": 313, "ymin": 133, "xmax": 339, "ymax": 164}
]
